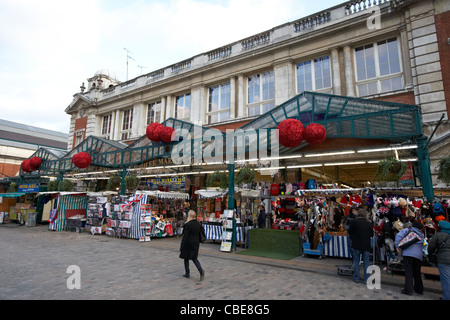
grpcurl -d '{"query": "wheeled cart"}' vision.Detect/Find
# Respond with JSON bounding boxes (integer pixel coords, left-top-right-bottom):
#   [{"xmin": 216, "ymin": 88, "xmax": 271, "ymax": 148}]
[{"xmin": 302, "ymin": 242, "xmax": 325, "ymax": 259}]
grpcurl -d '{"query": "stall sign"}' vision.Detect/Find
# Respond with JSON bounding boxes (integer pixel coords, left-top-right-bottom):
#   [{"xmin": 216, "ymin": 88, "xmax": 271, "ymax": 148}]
[
  {"xmin": 399, "ymin": 162, "xmax": 414, "ymax": 187},
  {"xmin": 18, "ymin": 183, "xmax": 40, "ymax": 193},
  {"xmin": 142, "ymin": 176, "xmax": 185, "ymax": 190}
]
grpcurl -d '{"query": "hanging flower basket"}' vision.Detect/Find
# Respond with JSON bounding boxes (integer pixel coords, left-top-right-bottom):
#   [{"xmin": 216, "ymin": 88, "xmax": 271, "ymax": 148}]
[
  {"xmin": 125, "ymin": 174, "xmax": 140, "ymax": 190},
  {"xmin": 375, "ymin": 157, "xmax": 407, "ymax": 182},
  {"xmin": 437, "ymin": 156, "xmax": 450, "ymax": 185},
  {"xmin": 304, "ymin": 123, "xmax": 327, "ymax": 145},
  {"xmin": 206, "ymin": 171, "xmax": 228, "ymax": 189},
  {"xmin": 106, "ymin": 175, "xmax": 121, "ymax": 191},
  {"xmin": 72, "ymin": 152, "xmax": 92, "ymax": 169},
  {"xmin": 276, "ymin": 119, "xmax": 305, "ymax": 148},
  {"xmin": 235, "ymin": 168, "xmax": 255, "ymax": 185}
]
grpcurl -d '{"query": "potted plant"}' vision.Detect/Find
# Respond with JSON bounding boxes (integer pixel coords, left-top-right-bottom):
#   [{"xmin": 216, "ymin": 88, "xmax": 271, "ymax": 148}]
[
  {"xmin": 375, "ymin": 157, "xmax": 407, "ymax": 182},
  {"xmin": 437, "ymin": 155, "xmax": 450, "ymax": 185},
  {"xmin": 235, "ymin": 167, "xmax": 256, "ymax": 185}
]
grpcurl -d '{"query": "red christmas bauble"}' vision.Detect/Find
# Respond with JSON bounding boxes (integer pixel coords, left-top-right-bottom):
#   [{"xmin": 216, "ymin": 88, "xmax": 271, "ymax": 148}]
[
  {"xmin": 146, "ymin": 123, "xmax": 164, "ymax": 142},
  {"xmin": 21, "ymin": 159, "xmax": 33, "ymax": 173},
  {"xmin": 160, "ymin": 126, "xmax": 175, "ymax": 143},
  {"xmin": 30, "ymin": 157, "xmax": 42, "ymax": 170},
  {"xmin": 277, "ymin": 119, "xmax": 305, "ymax": 148},
  {"xmin": 72, "ymin": 152, "xmax": 92, "ymax": 169},
  {"xmin": 304, "ymin": 123, "xmax": 326, "ymax": 145}
]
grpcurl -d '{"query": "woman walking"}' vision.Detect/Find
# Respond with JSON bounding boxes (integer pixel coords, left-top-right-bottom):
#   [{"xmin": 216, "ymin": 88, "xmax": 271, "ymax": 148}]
[{"xmin": 180, "ymin": 210, "xmax": 205, "ymax": 281}]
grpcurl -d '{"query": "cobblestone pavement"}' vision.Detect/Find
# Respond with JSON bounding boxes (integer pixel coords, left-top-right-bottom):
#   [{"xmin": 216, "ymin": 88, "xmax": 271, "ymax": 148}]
[{"xmin": 0, "ymin": 224, "xmax": 442, "ymax": 302}]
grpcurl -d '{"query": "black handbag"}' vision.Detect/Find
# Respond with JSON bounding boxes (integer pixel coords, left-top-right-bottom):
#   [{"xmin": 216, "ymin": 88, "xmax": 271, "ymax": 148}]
[{"xmin": 199, "ymin": 224, "xmax": 206, "ymax": 243}]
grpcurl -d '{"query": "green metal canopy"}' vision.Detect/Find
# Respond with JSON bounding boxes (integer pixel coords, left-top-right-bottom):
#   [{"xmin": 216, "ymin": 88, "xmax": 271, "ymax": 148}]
[{"xmin": 15, "ymin": 91, "xmax": 433, "ymax": 198}]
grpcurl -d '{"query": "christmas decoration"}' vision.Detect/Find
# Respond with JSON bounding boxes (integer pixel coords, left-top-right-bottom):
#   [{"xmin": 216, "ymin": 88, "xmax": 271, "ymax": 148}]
[
  {"xmin": 146, "ymin": 123, "xmax": 164, "ymax": 142},
  {"xmin": 20, "ymin": 159, "xmax": 33, "ymax": 173},
  {"xmin": 72, "ymin": 152, "xmax": 92, "ymax": 169},
  {"xmin": 160, "ymin": 126, "xmax": 175, "ymax": 143},
  {"xmin": 304, "ymin": 123, "xmax": 327, "ymax": 145},
  {"xmin": 30, "ymin": 157, "xmax": 42, "ymax": 170},
  {"xmin": 277, "ymin": 119, "xmax": 304, "ymax": 148}
]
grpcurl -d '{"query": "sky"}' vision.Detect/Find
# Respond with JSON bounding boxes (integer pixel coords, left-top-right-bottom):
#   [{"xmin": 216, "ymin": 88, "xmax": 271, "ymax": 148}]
[{"xmin": 0, "ymin": 0, "xmax": 345, "ymax": 134}]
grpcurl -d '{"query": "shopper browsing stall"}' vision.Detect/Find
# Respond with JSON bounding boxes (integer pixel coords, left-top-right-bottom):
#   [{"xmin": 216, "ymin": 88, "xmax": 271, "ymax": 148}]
[{"xmin": 395, "ymin": 221, "xmax": 425, "ymax": 296}]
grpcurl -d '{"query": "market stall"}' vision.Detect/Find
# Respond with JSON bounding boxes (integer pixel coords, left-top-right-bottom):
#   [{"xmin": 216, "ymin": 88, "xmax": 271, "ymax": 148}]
[
  {"xmin": 37, "ymin": 192, "xmax": 88, "ymax": 232},
  {"xmin": 130, "ymin": 190, "xmax": 189, "ymax": 241},
  {"xmin": 194, "ymin": 189, "xmax": 250, "ymax": 243}
]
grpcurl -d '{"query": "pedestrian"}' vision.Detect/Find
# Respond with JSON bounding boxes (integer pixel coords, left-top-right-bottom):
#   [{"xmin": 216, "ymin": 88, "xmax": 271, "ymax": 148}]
[
  {"xmin": 427, "ymin": 220, "xmax": 450, "ymax": 300},
  {"xmin": 257, "ymin": 205, "xmax": 266, "ymax": 228},
  {"xmin": 348, "ymin": 209, "xmax": 373, "ymax": 284},
  {"xmin": 395, "ymin": 220, "xmax": 425, "ymax": 296},
  {"xmin": 179, "ymin": 210, "xmax": 205, "ymax": 281}
]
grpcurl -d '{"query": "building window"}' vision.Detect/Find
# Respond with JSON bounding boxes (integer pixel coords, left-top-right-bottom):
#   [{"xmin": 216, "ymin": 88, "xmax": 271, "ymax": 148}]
[
  {"xmin": 121, "ymin": 108, "xmax": 133, "ymax": 140},
  {"xmin": 247, "ymin": 71, "xmax": 274, "ymax": 117},
  {"xmin": 355, "ymin": 37, "xmax": 403, "ymax": 97},
  {"xmin": 296, "ymin": 55, "xmax": 332, "ymax": 93},
  {"xmin": 208, "ymin": 82, "xmax": 230, "ymax": 124},
  {"xmin": 175, "ymin": 93, "xmax": 191, "ymax": 121},
  {"xmin": 147, "ymin": 101, "xmax": 162, "ymax": 125},
  {"xmin": 101, "ymin": 114, "xmax": 112, "ymax": 136}
]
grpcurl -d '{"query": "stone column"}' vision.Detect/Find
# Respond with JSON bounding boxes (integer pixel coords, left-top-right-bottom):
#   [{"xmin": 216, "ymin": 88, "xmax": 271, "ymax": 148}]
[
  {"xmin": 331, "ymin": 48, "xmax": 341, "ymax": 95},
  {"xmin": 343, "ymin": 45, "xmax": 355, "ymax": 97},
  {"xmin": 237, "ymin": 74, "xmax": 245, "ymax": 118},
  {"xmin": 230, "ymin": 76, "xmax": 236, "ymax": 119}
]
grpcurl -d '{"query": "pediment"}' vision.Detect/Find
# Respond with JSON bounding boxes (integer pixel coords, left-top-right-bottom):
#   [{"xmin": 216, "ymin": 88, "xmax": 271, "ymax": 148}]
[{"xmin": 65, "ymin": 94, "xmax": 95, "ymax": 114}]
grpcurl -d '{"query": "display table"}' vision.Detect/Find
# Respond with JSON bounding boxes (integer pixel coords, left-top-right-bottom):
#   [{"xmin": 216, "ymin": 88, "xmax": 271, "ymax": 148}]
[
  {"xmin": 203, "ymin": 223, "xmax": 248, "ymax": 242},
  {"xmin": 323, "ymin": 232, "xmax": 352, "ymax": 258}
]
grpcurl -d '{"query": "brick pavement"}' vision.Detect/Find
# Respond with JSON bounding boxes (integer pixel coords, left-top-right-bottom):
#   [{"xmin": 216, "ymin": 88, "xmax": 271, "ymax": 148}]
[{"xmin": 0, "ymin": 223, "xmax": 443, "ymax": 301}]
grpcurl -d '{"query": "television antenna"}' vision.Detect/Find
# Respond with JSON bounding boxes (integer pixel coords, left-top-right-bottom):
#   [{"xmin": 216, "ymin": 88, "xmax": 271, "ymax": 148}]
[
  {"xmin": 123, "ymin": 48, "xmax": 135, "ymax": 81},
  {"xmin": 137, "ymin": 65, "xmax": 147, "ymax": 75}
]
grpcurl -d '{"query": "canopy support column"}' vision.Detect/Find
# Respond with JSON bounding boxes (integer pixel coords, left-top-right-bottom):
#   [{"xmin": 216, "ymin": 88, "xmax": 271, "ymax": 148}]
[{"xmin": 416, "ymin": 135, "xmax": 434, "ymax": 201}]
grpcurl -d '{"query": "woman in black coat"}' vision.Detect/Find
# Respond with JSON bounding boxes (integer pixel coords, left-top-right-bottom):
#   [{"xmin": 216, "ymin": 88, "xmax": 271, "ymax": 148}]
[{"xmin": 180, "ymin": 210, "xmax": 205, "ymax": 280}]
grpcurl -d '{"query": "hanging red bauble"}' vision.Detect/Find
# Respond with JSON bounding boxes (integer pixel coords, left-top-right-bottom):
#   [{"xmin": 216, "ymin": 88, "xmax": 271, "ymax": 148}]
[
  {"xmin": 146, "ymin": 123, "xmax": 164, "ymax": 142},
  {"xmin": 304, "ymin": 123, "xmax": 327, "ymax": 145},
  {"xmin": 72, "ymin": 152, "xmax": 92, "ymax": 169},
  {"xmin": 277, "ymin": 119, "xmax": 305, "ymax": 148},
  {"xmin": 160, "ymin": 126, "xmax": 175, "ymax": 143},
  {"xmin": 30, "ymin": 157, "xmax": 42, "ymax": 170},
  {"xmin": 21, "ymin": 159, "xmax": 33, "ymax": 173}
]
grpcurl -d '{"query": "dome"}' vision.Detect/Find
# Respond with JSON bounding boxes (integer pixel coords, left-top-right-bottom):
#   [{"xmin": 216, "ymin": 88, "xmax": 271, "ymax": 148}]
[{"xmin": 94, "ymin": 69, "xmax": 117, "ymax": 80}]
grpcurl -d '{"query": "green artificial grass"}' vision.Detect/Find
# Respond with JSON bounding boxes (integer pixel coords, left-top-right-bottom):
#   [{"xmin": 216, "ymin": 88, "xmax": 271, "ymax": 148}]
[{"xmin": 236, "ymin": 229, "xmax": 300, "ymax": 260}]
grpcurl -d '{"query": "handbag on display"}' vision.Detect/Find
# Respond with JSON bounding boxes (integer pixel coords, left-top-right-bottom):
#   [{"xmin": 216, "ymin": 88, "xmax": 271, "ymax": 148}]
[{"xmin": 398, "ymin": 228, "xmax": 422, "ymax": 250}]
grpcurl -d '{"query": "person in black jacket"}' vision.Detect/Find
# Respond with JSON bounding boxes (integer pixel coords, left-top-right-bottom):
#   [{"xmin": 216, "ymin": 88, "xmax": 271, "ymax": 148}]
[
  {"xmin": 180, "ymin": 210, "xmax": 205, "ymax": 281},
  {"xmin": 348, "ymin": 209, "xmax": 373, "ymax": 284}
]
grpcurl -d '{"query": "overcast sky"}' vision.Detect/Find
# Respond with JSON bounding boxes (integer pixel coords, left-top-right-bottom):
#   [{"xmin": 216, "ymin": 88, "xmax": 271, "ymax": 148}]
[{"xmin": 0, "ymin": 0, "xmax": 344, "ymax": 133}]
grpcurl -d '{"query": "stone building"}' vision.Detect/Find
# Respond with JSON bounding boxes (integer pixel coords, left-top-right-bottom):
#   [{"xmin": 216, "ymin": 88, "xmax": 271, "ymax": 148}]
[{"xmin": 64, "ymin": 0, "xmax": 449, "ymax": 189}]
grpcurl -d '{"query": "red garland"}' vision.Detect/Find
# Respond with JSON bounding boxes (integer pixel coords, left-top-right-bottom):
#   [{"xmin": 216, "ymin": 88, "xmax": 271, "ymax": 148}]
[
  {"xmin": 146, "ymin": 123, "xmax": 164, "ymax": 142},
  {"xmin": 304, "ymin": 123, "xmax": 327, "ymax": 145},
  {"xmin": 160, "ymin": 126, "xmax": 175, "ymax": 143},
  {"xmin": 72, "ymin": 152, "xmax": 92, "ymax": 169},
  {"xmin": 277, "ymin": 119, "xmax": 305, "ymax": 148}
]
